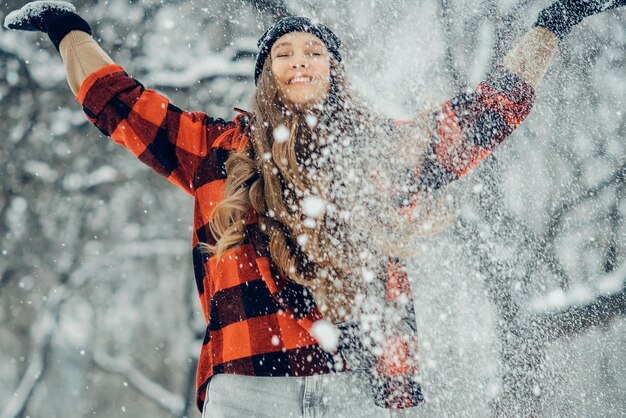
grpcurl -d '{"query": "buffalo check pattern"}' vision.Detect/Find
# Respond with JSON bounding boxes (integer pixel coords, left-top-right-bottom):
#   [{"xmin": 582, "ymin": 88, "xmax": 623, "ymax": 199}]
[{"xmin": 76, "ymin": 64, "xmax": 534, "ymax": 411}]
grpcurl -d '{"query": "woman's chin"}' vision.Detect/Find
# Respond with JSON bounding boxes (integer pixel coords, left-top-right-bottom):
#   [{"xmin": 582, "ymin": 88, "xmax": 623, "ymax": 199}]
[{"xmin": 284, "ymin": 92, "xmax": 327, "ymax": 110}]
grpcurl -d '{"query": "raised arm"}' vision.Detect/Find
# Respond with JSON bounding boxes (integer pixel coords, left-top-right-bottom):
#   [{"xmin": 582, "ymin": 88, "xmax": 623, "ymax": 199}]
[
  {"xmin": 416, "ymin": 0, "xmax": 625, "ymax": 192},
  {"xmin": 59, "ymin": 30, "xmax": 114, "ymax": 95},
  {"xmin": 5, "ymin": 1, "xmax": 237, "ymax": 195},
  {"xmin": 415, "ymin": 28, "xmax": 555, "ymax": 191}
]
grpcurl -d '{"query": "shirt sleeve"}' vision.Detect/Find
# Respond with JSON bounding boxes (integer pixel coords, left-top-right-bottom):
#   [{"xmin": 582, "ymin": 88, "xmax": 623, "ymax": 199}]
[
  {"xmin": 76, "ymin": 64, "xmax": 235, "ymax": 194},
  {"xmin": 416, "ymin": 66, "xmax": 536, "ymax": 192}
]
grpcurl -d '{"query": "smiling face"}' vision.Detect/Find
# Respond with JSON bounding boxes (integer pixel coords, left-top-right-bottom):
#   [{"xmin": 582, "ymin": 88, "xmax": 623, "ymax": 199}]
[{"xmin": 270, "ymin": 32, "xmax": 332, "ymax": 108}]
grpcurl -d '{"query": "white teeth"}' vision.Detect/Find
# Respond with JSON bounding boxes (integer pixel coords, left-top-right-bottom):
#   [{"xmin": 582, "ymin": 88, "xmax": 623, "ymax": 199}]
[{"xmin": 289, "ymin": 77, "xmax": 313, "ymax": 84}]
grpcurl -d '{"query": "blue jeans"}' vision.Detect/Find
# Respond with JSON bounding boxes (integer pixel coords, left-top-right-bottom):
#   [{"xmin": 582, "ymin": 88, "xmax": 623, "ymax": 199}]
[{"xmin": 201, "ymin": 371, "xmax": 413, "ymax": 417}]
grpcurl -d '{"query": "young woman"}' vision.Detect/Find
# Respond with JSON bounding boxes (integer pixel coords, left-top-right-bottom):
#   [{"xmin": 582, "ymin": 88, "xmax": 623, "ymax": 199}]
[{"xmin": 6, "ymin": 1, "xmax": 624, "ymax": 416}]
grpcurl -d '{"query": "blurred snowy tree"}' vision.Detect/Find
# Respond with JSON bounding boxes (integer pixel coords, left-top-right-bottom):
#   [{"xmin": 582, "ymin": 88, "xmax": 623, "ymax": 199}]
[{"xmin": 0, "ymin": 0, "xmax": 624, "ymax": 417}]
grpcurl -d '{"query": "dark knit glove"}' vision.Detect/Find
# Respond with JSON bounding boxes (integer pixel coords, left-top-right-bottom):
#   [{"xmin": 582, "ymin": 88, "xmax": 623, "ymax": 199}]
[
  {"xmin": 535, "ymin": 0, "xmax": 625, "ymax": 40},
  {"xmin": 4, "ymin": 1, "xmax": 92, "ymax": 50}
]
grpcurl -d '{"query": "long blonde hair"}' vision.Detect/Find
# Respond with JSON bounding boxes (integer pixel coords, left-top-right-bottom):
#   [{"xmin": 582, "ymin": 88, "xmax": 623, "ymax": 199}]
[{"xmin": 202, "ymin": 56, "xmax": 445, "ymax": 319}]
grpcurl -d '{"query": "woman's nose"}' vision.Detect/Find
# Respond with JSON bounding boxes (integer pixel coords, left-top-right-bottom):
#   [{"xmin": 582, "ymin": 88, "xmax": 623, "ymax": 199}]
[{"xmin": 291, "ymin": 60, "xmax": 309, "ymax": 69}]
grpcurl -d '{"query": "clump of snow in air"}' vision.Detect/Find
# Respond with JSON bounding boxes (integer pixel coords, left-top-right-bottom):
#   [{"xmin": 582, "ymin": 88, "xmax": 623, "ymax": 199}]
[
  {"xmin": 305, "ymin": 114, "xmax": 318, "ymax": 128},
  {"xmin": 4, "ymin": 1, "xmax": 76, "ymax": 29},
  {"xmin": 311, "ymin": 320, "xmax": 339, "ymax": 352},
  {"xmin": 361, "ymin": 267, "xmax": 375, "ymax": 282},
  {"xmin": 538, "ymin": 287, "xmax": 573, "ymax": 307},
  {"xmin": 301, "ymin": 196, "xmax": 326, "ymax": 218},
  {"xmin": 272, "ymin": 124, "xmax": 289, "ymax": 143},
  {"xmin": 297, "ymin": 234, "xmax": 308, "ymax": 246}
]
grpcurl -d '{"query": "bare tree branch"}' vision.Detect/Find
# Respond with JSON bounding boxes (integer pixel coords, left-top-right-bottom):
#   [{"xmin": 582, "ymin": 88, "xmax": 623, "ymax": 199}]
[
  {"xmin": 603, "ymin": 196, "xmax": 621, "ymax": 273},
  {"xmin": 436, "ymin": 0, "xmax": 464, "ymax": 92},
  {"xmin": 543, "ymin": 161, "xmax": 626, "ymax": 243}
]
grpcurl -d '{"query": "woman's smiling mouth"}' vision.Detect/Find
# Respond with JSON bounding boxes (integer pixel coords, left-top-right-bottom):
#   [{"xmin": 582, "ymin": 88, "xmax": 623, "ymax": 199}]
[{"xmin": 288, "ymin": 74, "xmax": 314, "ymax": 85}]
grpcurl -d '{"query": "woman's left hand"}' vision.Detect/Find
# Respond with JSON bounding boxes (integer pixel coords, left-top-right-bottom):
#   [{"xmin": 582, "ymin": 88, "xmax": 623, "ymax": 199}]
[{"xmin": 535, "ymin": 0, "xmax": 625, "ymax": 40}]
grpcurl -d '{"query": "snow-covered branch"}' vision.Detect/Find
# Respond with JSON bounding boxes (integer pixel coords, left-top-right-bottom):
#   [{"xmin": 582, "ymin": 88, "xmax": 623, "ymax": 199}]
[
  {"xmin": 0, "ymin": 29, "xmax": 66, "ymax": 87},
  {"xmin": 147, "ymin": 55, "xmax": 252, "ymax": 89},
  {"xmin": 0, "ymin": 205, "xmax": 89, "ymax": 418},
  {"xmin": 528, "ymin": 262, "xmax": 626, "ymax": 340},
  {"xmin": 113, "ymin": 239, "xmax": 189, "ymax": 258},
  {"xmin": 92, "ymin": 351, "xmax": 185, "ymax": 416},
  {"xmin": 243, "ymin": 0, "xmax": 292, "ymax": 20},
  {"xmin": 1, "ymin": 284, "xmax": 69, "ymax": 418}
]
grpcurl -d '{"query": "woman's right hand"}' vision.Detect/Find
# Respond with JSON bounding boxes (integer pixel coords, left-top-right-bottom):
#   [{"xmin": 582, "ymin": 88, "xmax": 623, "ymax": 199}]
[{"xmin": 4, "ymin": 1, "xmax": 92, "ymax": 50}]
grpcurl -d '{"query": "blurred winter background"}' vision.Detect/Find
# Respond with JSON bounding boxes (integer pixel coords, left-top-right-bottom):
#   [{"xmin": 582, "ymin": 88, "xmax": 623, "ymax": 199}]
[{"xmin": 0, "ymin": 0, "xmax": 624, "ymax": 417}]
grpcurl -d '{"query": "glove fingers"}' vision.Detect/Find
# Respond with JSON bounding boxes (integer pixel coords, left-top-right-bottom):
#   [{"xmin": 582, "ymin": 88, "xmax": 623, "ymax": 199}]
[
  {"xmin": 579, "ymin": 0, "xmax": 623, "ymax": 18},
  {"xmin": 6, "ymin": 21, "xmax": 40, "ymax": 31},
  {"xmin": 606, "ymin": 0, "xmax": 626, "ymax": 9},
  {"xmin": 593, "ymin": 0, "xmax": 626, "ymax": 13}
]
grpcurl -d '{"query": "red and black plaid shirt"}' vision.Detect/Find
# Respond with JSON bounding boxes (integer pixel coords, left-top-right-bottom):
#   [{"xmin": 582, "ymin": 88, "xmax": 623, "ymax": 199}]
[{"xmin": 76, "ymin": 64, "xmax": 534, "ymax": 411}]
